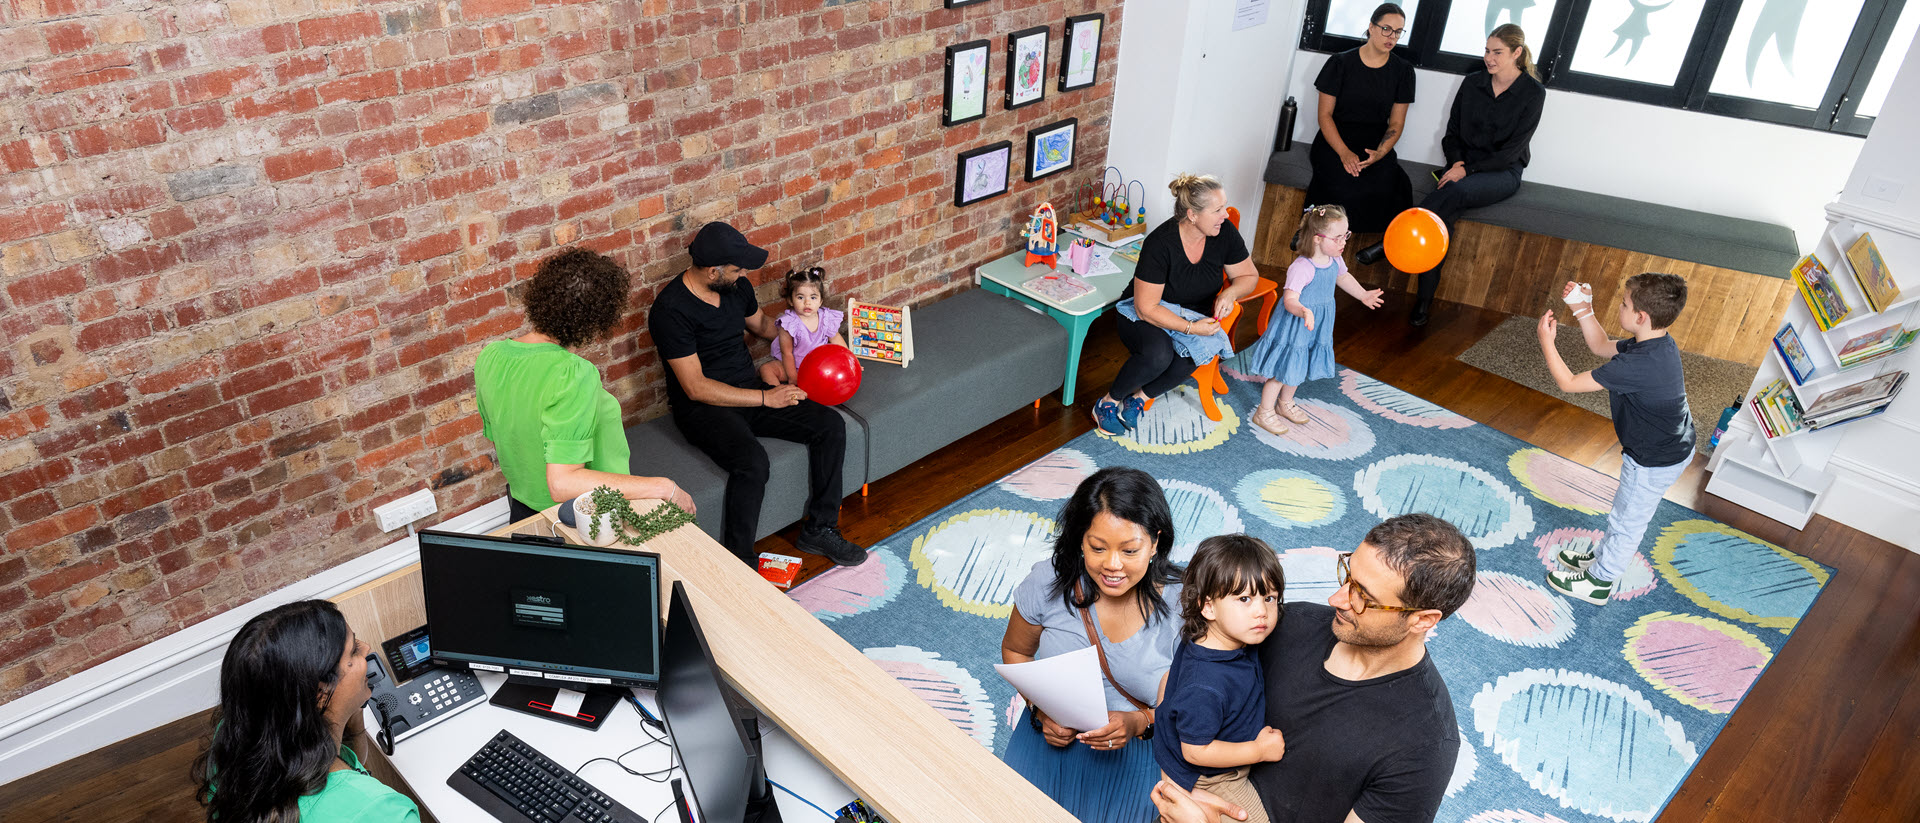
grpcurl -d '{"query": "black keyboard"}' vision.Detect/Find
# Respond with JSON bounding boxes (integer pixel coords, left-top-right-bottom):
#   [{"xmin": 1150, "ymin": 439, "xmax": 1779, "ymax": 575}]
[{"xmin": 448, "ymin": 729, "xmax": 647, "ymax": 823}]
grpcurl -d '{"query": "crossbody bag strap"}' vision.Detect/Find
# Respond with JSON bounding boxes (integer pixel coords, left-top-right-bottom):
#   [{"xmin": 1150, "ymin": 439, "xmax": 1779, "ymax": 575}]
[{"xmin": 1078, "ymin": 597, "xmax": 1154, "ymax": 712}]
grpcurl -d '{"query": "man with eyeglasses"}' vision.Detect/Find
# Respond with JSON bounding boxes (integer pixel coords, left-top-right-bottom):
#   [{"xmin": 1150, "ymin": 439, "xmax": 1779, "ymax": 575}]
[{"xmin": 1151, "ymin": 513, "xmax": 1475, "ymax": 823}]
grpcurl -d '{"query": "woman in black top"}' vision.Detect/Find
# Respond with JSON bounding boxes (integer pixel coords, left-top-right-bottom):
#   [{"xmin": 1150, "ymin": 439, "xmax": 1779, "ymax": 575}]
[
  {"xmin": 1092, "ymin": 174, "xmax": 1260, "ymax": 435},
  {"xmin": 1304, "ymin": 4, "xmax": 1417, "ymax": 233},
  {"xmin": 1386, "ymin": 23, "xmax": 1547, "ymax": 325}
]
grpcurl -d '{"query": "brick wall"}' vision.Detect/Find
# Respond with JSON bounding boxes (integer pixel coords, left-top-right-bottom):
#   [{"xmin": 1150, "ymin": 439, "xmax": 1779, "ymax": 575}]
[{"xmin": 0, "ymin": 0, "xmax": 1125, "ymax": 704}]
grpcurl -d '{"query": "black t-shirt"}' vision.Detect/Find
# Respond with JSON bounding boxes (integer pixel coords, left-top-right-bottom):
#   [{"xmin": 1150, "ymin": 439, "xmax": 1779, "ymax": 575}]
[
  {"xmin": 1314, "ymin": 49, "xmax": 1417, "ymax": 138},
  {"xmin": 1124, "ymin": 218, "xmax": 1251, "ymax": 316},
  {"xmin": 1251, "ymin": 603, "xmax": 1457, "ymax": 823},
  {"xmin": 1592, "ymin": 335, "xmax": 1694, "ymax": 468},
  {"xmin": 648, "ymin": 274, "xmax": 762, "ymax": 407}
]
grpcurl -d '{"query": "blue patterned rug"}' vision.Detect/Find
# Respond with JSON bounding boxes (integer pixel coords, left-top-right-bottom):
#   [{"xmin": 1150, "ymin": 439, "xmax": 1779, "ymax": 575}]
[{"xmin": 789, "ymin": 362, "xmax": 1831, "ymax": 823}]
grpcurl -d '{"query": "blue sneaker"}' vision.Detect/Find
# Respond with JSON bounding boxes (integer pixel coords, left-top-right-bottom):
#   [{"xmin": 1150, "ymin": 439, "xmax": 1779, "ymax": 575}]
[
  {"xmin": 1119, "ymin": 396, "xmax": 1147, "ymax": 430},
  {"xmin": 1092, "ymin": 399, "xmax": 1127, "ymax": 435}
]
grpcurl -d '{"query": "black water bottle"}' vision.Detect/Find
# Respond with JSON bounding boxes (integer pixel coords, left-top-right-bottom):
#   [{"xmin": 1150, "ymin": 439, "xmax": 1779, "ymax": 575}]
[{"xmin": 1275, "ymin": 96, "xmax": 1297, "ymax": 152}]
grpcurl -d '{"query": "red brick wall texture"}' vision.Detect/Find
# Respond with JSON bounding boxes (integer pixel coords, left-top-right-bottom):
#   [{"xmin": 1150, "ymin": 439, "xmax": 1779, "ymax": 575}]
[{"xmin": 0, "ymin": 0, "xmax": 1127, "ymax": 703}]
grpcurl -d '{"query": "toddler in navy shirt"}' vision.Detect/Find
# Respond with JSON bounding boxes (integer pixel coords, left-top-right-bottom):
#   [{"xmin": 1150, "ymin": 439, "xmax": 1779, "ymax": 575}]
[{"xmin": 1152, "ymin": 535, "xmax": 1286, "ymax": 823}]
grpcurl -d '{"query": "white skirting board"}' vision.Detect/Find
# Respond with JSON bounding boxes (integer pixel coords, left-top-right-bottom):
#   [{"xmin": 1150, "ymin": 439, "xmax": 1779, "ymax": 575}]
[{"xmin": 0, "ymin": 498, "xmax": 513, "ymax": 787}]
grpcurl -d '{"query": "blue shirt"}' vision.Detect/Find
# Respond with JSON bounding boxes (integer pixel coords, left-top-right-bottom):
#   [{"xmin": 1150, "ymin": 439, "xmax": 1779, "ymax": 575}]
[
  {"xmin": 1011, "ymin": 560, "xmax": 1183, "ymax": 713},
  {"xmin": 1153, "ymin": 639, "xmax": 1268, "ymax": 790}
]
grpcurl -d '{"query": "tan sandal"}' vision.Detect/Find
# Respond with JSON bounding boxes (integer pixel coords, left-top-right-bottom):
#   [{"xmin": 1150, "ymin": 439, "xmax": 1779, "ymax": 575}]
[
  {"xmin": 1251, "ymin": 408, "xmax": 1290, "ymax": 436},
  {"xmin": 1277, "ymin": 402, "xmax": 1311, "ymax": 425}
]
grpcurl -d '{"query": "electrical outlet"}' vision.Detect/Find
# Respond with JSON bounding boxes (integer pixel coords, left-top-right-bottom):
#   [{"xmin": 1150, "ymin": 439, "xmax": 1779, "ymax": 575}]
[
  {"xmin": 1864, "ymin": 175, "xmax": 1904, "ymax": 204},
  {"xmin": 374, "ymin": 488, "xmax": 438, "ymax": 531}
]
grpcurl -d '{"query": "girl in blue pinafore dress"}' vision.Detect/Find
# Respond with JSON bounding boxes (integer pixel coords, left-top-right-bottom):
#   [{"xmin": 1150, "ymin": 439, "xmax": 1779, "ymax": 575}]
[{"xmin": 1240, "ymin": 205, "xmax": 1384, "ymax": 435}]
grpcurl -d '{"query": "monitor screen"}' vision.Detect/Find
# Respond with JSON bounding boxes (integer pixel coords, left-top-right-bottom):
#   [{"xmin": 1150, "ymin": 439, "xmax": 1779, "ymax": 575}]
[
  {"xmin": 660, "ymin": 580, "xmax": 757, "ymax": 823},
  {"xmin": 418, "ymin": 530, "xmax": 662, "ymax": 688}
]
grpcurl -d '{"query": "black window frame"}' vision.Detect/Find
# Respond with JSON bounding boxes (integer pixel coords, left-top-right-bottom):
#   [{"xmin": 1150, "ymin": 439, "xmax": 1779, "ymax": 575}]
[{"xmin": 1298, "ymin": 0, "xmax": 1910, "ymax": 137}]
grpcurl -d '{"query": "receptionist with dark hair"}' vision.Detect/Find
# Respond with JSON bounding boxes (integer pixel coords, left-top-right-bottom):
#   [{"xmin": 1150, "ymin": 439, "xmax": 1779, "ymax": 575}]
[{"xmin": 475, "ymin": 247, "xmax": 694, "ymax": 521}]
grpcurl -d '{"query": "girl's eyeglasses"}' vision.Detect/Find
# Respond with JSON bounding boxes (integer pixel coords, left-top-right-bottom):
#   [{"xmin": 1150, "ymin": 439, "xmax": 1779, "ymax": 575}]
[{"xmin": 1317, "ymin": 231, "xmax": 1353, "ymax": 242}]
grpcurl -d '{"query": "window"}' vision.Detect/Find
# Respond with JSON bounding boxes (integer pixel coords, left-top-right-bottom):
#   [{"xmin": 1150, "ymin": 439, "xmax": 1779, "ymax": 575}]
[{"xmin": 1299, "ymin": 0, "xmax": 1914, "ymax": 135}]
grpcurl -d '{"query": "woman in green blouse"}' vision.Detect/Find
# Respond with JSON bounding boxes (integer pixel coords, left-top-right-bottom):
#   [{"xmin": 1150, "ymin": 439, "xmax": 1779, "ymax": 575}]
[
  {"xmin": 475, "ymin": 248, "xmax": 692, "ymax": 521},
  {"xmin": 193, "ymin": 600, "xmax": 417, "ymax": 822}
]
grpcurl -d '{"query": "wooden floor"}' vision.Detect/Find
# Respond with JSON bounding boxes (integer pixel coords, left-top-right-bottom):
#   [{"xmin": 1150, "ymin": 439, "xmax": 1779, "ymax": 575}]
[{"xmin": 6, "ymin": 286, "xmax": 1915, "ymax": 823}]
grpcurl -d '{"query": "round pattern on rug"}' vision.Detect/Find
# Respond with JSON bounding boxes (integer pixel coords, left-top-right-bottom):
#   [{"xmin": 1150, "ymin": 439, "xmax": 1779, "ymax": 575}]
[
  {"xmin": 1651, "ymin": 520, "xmax": 1829, "ymax": 633},
  {"xmin": 1106, "ymin": 387, "xmax": 1240, "ymax": 455},
  {"xmin": 1446, "ymin": 726, "xmax": 1478, "ymax": 798},
  {"xmin": 1235, "ymin": 469, "xmax": 1346, "ymax": 530},
  {"xmin": 1249, "ymin": 399, "xmax": 1377, "ymax": 461},
  {"xmin": 909, "ymin": 508, "xmax": 1057, "ymax": 618},
  {"xmin": 1276, "ymin": 547, "xmax": 1345, "ymax": 603},
  {"xmin": 1340, "ymin": 369, "xmax": 1475, "ymax": 429},
  {"xmin": 998, "ymin": 448, "xmax": 1098, "ymax": 501},
  {"xmin": 1471, "ymin": 669, "xmax": 1697, "ymax": 822},
  {"xmin": 863, "ymin": 645, "xmax": 995, "ymax": 750},
  {"xmin": 789, "ymin": 547, "xmax": 905, "ymax": 623},
  {"xmin": 1163, "ymin": 479, "xmax": 1247, "ymax": 565},
  {"xmin": 1624, "ymin": 611, "xmax": 1772, "ymax": 714},
  {"xmin": 1509, "ymin": 448, "xmax": 1619, "ymax": 516},
  {"xmin": 1355, "ymin": 454, "xmax": 1536, "ymax": 549},
  {"xmin": 1534, "ymin": 527, "xmax": 1658, "ymax": 600},
  {"xmin": 1456, "ymin": 571, "xmax": 1577, "ymax": 648},
  {"xmin": 1462, "ymin": 812, "xmax": 1575, "ymax": 823}
]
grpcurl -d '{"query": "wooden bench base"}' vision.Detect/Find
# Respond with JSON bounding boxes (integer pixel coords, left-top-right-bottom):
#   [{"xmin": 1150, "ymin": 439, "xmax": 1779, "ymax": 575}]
[{"xmin": 1254, "ymin": 183, "xmax": 1794, "ymax": 367}]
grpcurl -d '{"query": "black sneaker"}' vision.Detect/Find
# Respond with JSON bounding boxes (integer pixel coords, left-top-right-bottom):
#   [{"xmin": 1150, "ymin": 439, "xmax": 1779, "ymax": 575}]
[{"xmin": 797, "ymin": 525, "xmax": 868, "ymax": 567}]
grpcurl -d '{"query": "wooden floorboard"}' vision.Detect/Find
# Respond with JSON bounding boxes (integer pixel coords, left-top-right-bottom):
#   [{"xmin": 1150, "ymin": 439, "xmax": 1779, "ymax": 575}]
[{"xmin": 5, "ymin": 292, "xmax": 1913, "ymax": 823}]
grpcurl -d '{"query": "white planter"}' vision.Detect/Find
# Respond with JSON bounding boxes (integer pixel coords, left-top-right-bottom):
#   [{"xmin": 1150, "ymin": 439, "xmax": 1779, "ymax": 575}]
[{"xmin": 572, "ymin": 493, "xmax": 623, "ymax": 547}]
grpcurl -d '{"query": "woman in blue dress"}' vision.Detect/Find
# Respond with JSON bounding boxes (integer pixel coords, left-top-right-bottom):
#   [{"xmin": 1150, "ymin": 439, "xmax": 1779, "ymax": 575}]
[
  {"xmin": 1240, "ymin": 204, "xmax": 1384, "ymax": 436},
  {"xmin": 1000, "ymin": 466, "xmax": 1184, "ymax": 822}
]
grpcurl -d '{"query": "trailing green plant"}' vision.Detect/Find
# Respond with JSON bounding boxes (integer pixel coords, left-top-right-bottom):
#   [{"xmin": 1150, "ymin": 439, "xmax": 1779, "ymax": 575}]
[{"xmin": 582, "ymin": 485, "xmax": 696, "ymax": 545}]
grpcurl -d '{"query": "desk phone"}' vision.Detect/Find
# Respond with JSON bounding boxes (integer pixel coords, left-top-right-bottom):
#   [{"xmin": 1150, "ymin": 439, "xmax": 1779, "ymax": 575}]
[{"xmin": 365, "ymin": 624, "xmax": 486, "ymax": 751}]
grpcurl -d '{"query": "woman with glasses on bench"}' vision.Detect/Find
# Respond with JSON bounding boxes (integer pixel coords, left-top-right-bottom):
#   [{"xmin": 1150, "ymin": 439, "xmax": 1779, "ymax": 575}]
[{"xmin": 1304, "ymin": 3, "xmax": 1417, "ymax": 240}]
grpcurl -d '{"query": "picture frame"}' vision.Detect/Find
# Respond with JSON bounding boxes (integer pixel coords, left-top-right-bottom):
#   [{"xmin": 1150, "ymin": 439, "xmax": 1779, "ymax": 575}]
[
  {"xmin": 1025, "ymin": 118, "xmax": 1077, "ymax": 181},
  {"xmin": 954, "ymin": 141, "xmax": 1012, "ymax": 207},
  {"xmin": 1005, "ymin": 26, "xmax": 1049, "ymax": 110},
  {"xmin": 1059, "ymin": 12, "xmax": 1104, "ymax": 92},
  {"xmin": 943, "ymin": 39, "xmax": 991, "ymax": 127},
  {"xmin": 943, "ymin": 0, "xmax": 990, "ymax": 7}
]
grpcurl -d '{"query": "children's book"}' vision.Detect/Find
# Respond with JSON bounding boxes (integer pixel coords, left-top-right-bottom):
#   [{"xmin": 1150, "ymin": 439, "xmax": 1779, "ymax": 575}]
[
  {"xmin": 1834, "ymin": 324, "xmax": 1909, "ymax": 365},
  {"xmin": 1773, "ymin": 324, "xmax": 1816, "ymax": 384},
  {"xmin": 1801, "ymin": 371, "xmax": 1907, "ymax": 421},
  {"xmin": 1793, "ymin": 254, "xmax": 1852, "ymax": 331},
  {"xmin": 1846, "ymin": 233, "xmax": 1901, "ymax": 313}
]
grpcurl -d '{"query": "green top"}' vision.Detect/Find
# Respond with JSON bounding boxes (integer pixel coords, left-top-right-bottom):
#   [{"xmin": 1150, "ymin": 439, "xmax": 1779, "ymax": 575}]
[
  {"xmin": 298, "ymin": 746, "xmax": 420, "ymax": 822},
  {"xmin": 475, "ymin": 340, "xmax": 632, "ymax": 511}
]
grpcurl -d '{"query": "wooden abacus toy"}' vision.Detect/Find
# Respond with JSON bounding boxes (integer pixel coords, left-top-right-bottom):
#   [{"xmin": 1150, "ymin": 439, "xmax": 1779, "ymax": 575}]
[{"xmin": 845, "ymin": 299, "xmax": 914, "ymax": 368}]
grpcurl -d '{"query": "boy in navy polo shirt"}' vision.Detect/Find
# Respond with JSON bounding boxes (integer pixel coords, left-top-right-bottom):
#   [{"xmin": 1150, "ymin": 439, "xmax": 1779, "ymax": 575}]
[
  {"xmin": 1535, "ymin": 273, "xmax": 1694, "ymax": 604},
  {"xmin": 1153, "ymin": 535, "xmax": 1287, "ymax": 823}
]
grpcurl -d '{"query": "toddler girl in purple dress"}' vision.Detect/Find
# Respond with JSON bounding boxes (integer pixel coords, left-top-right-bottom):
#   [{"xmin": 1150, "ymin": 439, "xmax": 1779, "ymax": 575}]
[{"xmin": 759, "ymin": 266, "xmax": 849, "ymax": 387}]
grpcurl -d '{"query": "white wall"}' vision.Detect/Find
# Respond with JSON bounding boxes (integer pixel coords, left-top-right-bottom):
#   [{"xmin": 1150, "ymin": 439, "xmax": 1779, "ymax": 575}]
[
  {"xmin": 1280, "ymin": 52, "xmax": 1864, "ymax": 252},
  {"xmin": 1110, "ymin": 1, "xmax": 1301, "ymax": 229},
  {"xmin": 1839, "ymin": 25, "xmax": 1920, "ymax": 227}
]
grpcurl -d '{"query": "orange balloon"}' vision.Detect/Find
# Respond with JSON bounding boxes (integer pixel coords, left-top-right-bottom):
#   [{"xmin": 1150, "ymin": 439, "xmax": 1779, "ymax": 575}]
[{"xmin": 1383, "ymin": 208, "xmax": 1450, "ymax": 274}]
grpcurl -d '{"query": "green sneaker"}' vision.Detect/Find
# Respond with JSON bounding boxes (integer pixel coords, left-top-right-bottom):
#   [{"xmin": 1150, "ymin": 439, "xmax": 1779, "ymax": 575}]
[
  {"xmin": 1557, "ymin": 545, "xmax": 1596, "ymax": 573},
  {"xmin": 1546, "ymin": 569, "xmax": 1614, "ymax": 605}
]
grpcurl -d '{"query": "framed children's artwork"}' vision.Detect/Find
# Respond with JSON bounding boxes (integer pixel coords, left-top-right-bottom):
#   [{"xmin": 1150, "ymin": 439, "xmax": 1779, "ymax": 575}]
[
  {"xmin": 943, "ymin": 39, "xmax": 990, "ymax": 127},
  {"xmin": 1005, "ymin": 26, "xmax": 1049, "ymax": 110},
  {"xmin": 1025, "ymin": 118, "xmax": 1077, "ymax": 181},
  {"xmin": 1059, "ymin": 13, "xmax": 1104, "ymax": 92},
  {"xmin": 955, "ymin": 141, "xmax": 1012, "ymax": 207}
]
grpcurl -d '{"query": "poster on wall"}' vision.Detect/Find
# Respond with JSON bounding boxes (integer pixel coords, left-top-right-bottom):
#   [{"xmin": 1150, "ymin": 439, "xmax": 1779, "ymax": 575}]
[
  {"xmin": 1006, "ymin": 26, "xmax": 1049, "ymax": 110},
  {"xmin": 1059, "ymin": 13, "xmax": 1104, "ymax": 91},
  {"xmin": 943, "ymin": 39, "xmax": 990, "ymax": 127},
  {"xmin": 1025, "ymin": 118, "xmax": 1077, "ymax": 181},
  {"xmin": 955, "ymin": 141, "xmax": 1012, "ymax": 207}
]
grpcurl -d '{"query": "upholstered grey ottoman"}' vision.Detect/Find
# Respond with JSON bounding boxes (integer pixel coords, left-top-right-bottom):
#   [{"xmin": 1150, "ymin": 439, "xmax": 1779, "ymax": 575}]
[{"xmin": 624, "ymin": 406, "xmax": 866, "ymax": 544}]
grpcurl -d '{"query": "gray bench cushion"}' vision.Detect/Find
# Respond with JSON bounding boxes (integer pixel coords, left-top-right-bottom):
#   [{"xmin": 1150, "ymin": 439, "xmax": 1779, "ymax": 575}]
[
  {"xmin": 1263, "ymin": 145, "xmax": 1797, "ymax": 277},
  {"xmin": 625, "ymin": 407, "xmax": 865, "ymax": 544},
  {"xmin": 840, "ymin": 288, "xmax": 1068, "ymax": 481}
]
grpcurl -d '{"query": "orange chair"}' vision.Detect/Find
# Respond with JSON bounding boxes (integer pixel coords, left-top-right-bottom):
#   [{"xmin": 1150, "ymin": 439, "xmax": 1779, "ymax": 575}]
[
  {"xmin": 1142, "ymin": 298, "xmax": 1243, "ymax": 422},
  {"xmin": 1226, "ymin": 206, "xmax": 1281, "ymax": 335}
]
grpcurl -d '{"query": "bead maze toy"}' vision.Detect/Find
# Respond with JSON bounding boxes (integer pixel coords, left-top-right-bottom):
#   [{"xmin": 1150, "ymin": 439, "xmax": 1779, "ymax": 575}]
[
  {"xmin": 1021, "ymin": 202, "xmax": 1060, "ymax": 269},
  {"xmin": 1069, "ymin": 166, "xmax": 1147, "ymax": 244}
]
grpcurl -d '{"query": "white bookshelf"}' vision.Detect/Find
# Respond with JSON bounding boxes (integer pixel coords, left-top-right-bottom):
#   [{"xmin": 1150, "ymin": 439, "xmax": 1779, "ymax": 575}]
[{"xmin": 1705, "ymin": 210, "xmax": 1919, "ymax": 530}]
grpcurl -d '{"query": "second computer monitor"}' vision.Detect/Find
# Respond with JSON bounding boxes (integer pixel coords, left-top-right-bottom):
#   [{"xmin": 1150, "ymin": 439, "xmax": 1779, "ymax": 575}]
[{"xmin": 660, "ymin": 579, "xmax": 765, "ymax": 823}]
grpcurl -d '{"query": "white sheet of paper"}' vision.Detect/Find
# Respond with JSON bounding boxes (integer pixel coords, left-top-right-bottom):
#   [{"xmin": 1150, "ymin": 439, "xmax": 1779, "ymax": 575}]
[
  {"xmin": 994, "ymin": 645, "xmax": 1109, "ymax": 732},
  {"xmin": 1083, "ymin": 249, "xmax": 1124, "ymax": 277},
  {"xmin": 1233, "ymin": 0, "xmax": 1271, "ymax": 31},
  {"xmin": 549, "ymin": 688, "xmax": 586, "ymax": 717}
]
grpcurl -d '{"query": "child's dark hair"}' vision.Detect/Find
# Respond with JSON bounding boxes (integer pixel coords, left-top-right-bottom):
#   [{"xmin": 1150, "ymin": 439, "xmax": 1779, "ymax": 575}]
[
  {"xmin": 1179, "ymin": 534, "xmax": 1285, "ymax": 642},
  {"xmin": 1624, "ymin": 272, "xmax": 1688, "ymax": 329},
  {"xmin": 782, "ymin": 266, "xmax": 827, "ymax": 301}
]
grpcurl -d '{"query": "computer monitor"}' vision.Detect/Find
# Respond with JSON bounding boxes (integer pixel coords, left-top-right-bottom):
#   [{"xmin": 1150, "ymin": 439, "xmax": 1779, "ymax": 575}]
[
  {"xmin": 660, "ymin": 580, "xmax": 781, "ymax": 823},
  {"xmin": 418, "ymin": 530, "xmax": 663, "ymax": 690}
]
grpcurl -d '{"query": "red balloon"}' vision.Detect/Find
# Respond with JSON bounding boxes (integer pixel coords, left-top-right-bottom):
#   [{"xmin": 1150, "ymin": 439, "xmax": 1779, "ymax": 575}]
[
  {"xmin": 1383, "ymin": 208, "xmax": 1450, "ymax": 274},
  {"xmin": 796, "ymin": 344, "xmax": 862, "ymax": 405}
]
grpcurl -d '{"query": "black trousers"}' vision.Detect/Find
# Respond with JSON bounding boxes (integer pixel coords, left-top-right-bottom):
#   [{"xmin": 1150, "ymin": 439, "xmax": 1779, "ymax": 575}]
[
  {"xmin": 1109, "ymin": 313, "xmax": 1197, "ymax": 401},
  {"xmin": 1413, "ymin": 165, "xmax": 1523, "ymax": 309},
  {"xmin": 672, "ymin": 398, "xmax": 846, "ymax": 563}
]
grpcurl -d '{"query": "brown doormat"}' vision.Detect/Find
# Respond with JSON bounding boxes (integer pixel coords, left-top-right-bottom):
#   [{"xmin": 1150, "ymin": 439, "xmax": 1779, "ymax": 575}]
[{"xmin": 1456, "ymin": 315, "xmax": 1755, "ymax": 454}]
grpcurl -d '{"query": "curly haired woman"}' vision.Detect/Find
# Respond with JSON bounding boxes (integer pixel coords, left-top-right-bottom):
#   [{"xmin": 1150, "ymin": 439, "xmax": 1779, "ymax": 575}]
[{"xmin": 475, "ymin": 247, "xmax": 693, "ymax": 521}]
